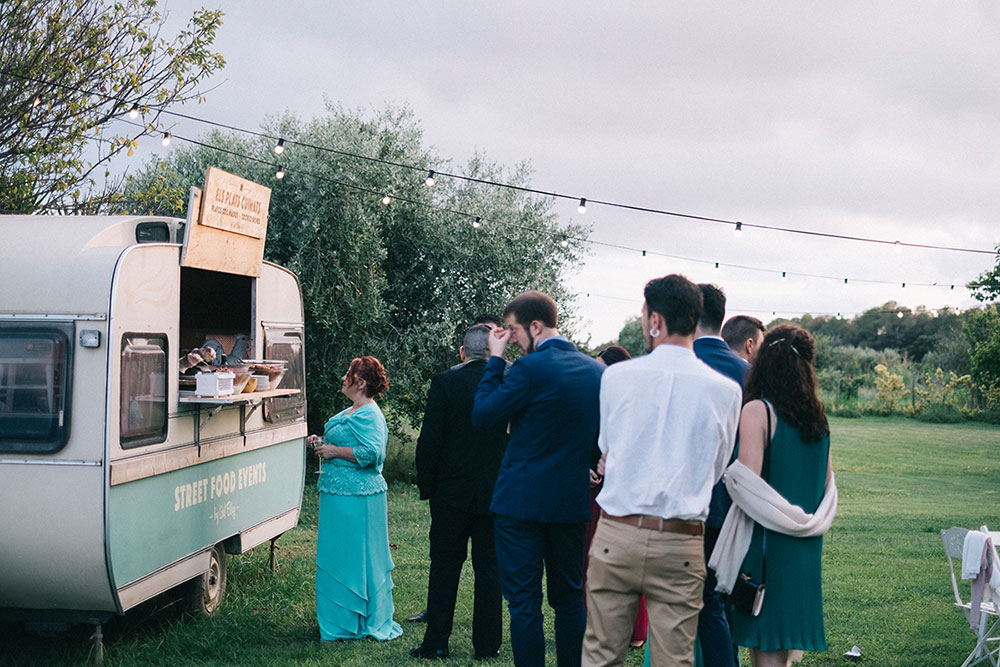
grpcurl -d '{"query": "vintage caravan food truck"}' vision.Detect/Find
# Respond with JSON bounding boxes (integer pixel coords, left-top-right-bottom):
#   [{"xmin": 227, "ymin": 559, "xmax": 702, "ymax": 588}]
[{"xmin": 0, "ymin": 169, "xmax": 307, "ymax": 647}]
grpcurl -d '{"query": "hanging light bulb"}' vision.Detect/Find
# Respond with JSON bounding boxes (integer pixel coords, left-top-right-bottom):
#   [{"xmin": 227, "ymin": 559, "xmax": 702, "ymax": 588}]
[
  {"xmin": 275, "ymin": 165, "xmax": 285, "ymax": 180},
  {"xmin": 577, "ymin": 198, "xmax": 587, "ymax": 214},
  {"xmin": 424, "ymin": 170, "xmax": 435, "ymax": 187},
  {"xmin": 274, "ymin": 138, "xmax": 285, "ymax": 155},
  {"xmin": 641, "ymin": 250, "xmax": 647, "ymax": 259},
  {"xmin": 714, "ymin": 262, "xmax": 720, "ymax": 272},
  {"xmin": 734, "ymin": 221, "xmax": 743, "ymax": 238},
  {"xmin": 950, "ymin": 284, "xmax": 955, "ymax": 290},
  {"xmin": 781, "ymin": 271, "xmax": 787, "ymax": 281},
  {"xmin": 161, "ymin": 132, "xmax": 171, "ymax": 147},
  {"xmin": 901, "ymin": 282, "xmax": 906, "ymax": 289},
  {"xmin": 128, "ymin": 101, "xmax": 140, "ymax": 119},
  {"xmin": 472, "ymin": 217, "xmax": 482, "ymax": 228},
  {"xmin": 894, "ymin": 240, "xmax": 902, "ymax": 254},
  {"xmin": 381, "ymin": 194, "xmax": 391, "ymax": 206},
  {"xmin": 560, "ymin": 238, "xmax": 569, "ymax": 248},
  {"xmin": 897, "ymin": 311, "xmax": 904, "ymax": 319},
  {"xmin": 843, "ymin": 278, "xmax": 849, "ymax": 287}
]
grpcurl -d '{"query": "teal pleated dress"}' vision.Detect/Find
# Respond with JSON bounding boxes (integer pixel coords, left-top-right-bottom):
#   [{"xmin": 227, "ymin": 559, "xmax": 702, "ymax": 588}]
[
  {"xmin": 316, "ymin": 402, "xmax": 403, "ymax": 642},
  {"xmin": 731, "ymin": 410, "xmax": 830, "ymax": 652}
]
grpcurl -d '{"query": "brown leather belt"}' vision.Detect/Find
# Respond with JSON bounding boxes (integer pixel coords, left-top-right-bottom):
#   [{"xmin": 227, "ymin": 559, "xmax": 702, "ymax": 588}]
[{"xmin": 600, "ymin": 510, "xmax": 703, "ymax": 536}]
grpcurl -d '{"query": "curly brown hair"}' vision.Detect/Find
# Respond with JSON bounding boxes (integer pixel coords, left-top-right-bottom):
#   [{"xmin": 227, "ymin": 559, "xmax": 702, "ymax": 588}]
[
  {"xmin": 743, "ymin": 324, "xmax": 829, "ymax": 442},
  {"xmin": 348, "ymin": 356, "xmax": 389, "ymax": 398}
]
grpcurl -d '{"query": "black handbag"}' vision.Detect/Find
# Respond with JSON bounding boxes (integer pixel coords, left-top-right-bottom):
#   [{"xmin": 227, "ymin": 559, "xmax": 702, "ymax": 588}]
[{"xmin": 728, "ymin": 401, "xmax": 772, "ymax": 617}]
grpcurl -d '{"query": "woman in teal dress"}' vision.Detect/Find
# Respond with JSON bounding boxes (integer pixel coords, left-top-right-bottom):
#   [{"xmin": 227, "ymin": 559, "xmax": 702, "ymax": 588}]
[
  {"xmin": 307, "ymin": 356, "xmax": 403, "ymax": 642},
  {"xmin": 732, "ymin": 324, "xmax": 832, "ymax": 666}
]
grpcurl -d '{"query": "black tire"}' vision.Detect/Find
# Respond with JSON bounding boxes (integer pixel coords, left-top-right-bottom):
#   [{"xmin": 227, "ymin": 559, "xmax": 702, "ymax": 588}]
[{"xmin": 182, "ymin": 544, "xmax": 227, "ymax": 616}]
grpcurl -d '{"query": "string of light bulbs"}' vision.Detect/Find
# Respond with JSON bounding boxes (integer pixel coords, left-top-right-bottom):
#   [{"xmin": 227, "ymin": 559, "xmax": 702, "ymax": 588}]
[
  {"xmin": 6, "ymin": 68, "xmax": 998, "ymax": 257},
  {"xmin": 115, "ymin": 116, "xmax": 978, "ymax": 295}
]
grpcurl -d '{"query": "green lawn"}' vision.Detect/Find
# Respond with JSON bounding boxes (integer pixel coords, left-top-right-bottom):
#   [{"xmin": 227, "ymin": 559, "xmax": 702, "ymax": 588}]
[{"xmin": 4, "ymin": 417, "xmax": 999, "ymax": 665}]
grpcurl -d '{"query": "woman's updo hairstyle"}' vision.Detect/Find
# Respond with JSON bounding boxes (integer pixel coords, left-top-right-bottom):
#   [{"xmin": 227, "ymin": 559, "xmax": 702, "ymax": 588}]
[
  {"xmin": 744, "ymin": 324, "xmax": 828, "ymax": 442},
  {"xmin": 348, "ymin": 356, "xmax": 389, "ymax": 398}
]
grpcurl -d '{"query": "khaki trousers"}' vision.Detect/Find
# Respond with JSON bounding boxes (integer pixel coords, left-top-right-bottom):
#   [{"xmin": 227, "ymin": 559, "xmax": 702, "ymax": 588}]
[{"xmin": 582, "ymin": 516, "xmax": 706, "ymax": 667}]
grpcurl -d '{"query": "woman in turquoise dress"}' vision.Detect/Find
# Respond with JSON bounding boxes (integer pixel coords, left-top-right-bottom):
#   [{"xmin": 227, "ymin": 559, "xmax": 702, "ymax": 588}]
[
  {"xmin": 307, "ymin": 356, "xmax": 403, "ymax": 642},
  {"xmin": 732, "ymin": 324, "xmax": 832, "ymax": 666}
]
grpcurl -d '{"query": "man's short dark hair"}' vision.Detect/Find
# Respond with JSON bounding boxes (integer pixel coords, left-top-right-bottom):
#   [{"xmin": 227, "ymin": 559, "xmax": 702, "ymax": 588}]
[
  {"xmin": 722, "ymin": 315, "xmax": 766, "ymax": 351},
  {"xmin": 503, "ymin": 291, "xmax": 558, "ymax": 329},
  {"xmin": 643, "ymin": 275, "xmax": 702, "ymax": 337},
  {"xmin": 473, "ymin": 314, "xmax": 503, "ymax": 328},
  {"xmin": 697, "ymin": 283, "xmax": 727, "ymax": 333}
]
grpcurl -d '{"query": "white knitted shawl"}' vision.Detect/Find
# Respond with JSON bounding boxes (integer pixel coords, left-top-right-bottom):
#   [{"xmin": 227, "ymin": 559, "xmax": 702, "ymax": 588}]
[{"xmin": 708, "ymin": 460, "xmax": 838, "ymax": 593}]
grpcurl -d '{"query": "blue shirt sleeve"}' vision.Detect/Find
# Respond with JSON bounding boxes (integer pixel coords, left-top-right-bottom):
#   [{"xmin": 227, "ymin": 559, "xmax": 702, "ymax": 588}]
[
  {"xmin": 472, "ymin": 356, "xmax": 530, "ymax": 428},
  {"xmin": 331, "ymin": 404, "xmax": 388, "ymax": 470}
]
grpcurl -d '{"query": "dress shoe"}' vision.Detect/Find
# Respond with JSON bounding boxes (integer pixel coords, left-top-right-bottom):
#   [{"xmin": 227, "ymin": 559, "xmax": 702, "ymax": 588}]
[
  {"xmin": 474, "ymin": 650, "xmax": 500, "ymax": 661},
  {"xmin": 406, "ymin": 609, "xmax": 428, "ymax": 623},
  {"xmin": 410, "ymin": 645, "xmax": 449, "ymax": 659}
]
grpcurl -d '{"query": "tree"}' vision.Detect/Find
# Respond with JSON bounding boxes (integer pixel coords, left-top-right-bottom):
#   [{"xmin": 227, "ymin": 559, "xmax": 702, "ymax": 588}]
[
  {"xmin": 616, "ymin": 316, "xmax": 645, "ymax": 358},
  {"xmin": 968, "ymin": 246, "xmax": 1000, "ymax": 303},
  {"xmin": 122, "ymin": 105, "xmax": 588, "ymax": 430},
  {"xmin": 0, "ymin": 0, "xmax": 224, "ymax": 213},
  {"xmin": 963, "ymin": 306, "xmax": 1000, "ymax": 410}
]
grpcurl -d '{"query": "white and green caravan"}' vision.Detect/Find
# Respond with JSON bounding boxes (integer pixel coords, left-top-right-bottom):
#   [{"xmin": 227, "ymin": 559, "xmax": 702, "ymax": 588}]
[{"xmin": 0, "ymin": 215, "xmax": 307, "ymax": 637}]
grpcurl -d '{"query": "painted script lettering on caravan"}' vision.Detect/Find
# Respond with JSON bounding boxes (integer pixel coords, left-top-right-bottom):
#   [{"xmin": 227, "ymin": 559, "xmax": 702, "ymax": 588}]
[{"xmin": 198, "ymin": 166, "xmax": 270, "ymax": 239}]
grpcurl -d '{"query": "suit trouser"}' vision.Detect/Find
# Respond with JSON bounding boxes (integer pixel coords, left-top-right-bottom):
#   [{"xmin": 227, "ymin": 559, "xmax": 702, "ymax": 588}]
[
  {"xmin": 582, "ymin": 517, "xmax": 705, "ymax": 667},
  {"xmin": 422, "ymin": 497, "xmax": 502, "ymax": 656},
  {"xmin": 698, "ymin": 524, "xmax": 736, "ymax": 667},
  {"xmin": 494, "ymin": 514, "xmax": 586, "ymax": 667}
]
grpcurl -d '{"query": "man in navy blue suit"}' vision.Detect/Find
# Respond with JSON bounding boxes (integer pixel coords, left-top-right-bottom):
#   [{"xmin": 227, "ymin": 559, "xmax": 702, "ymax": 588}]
[
  {"xmin": 472, "ymin": 291, "xmax": 604, "ymax": 667},
  {"xmin": 692, "ymin": 283, "xmax": 749, "ymax": 667}
]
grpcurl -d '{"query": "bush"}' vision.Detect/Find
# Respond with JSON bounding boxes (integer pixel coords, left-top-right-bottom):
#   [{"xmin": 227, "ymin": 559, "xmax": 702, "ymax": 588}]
[
  {"xmin": 382, "ymin": 432, "xmax": 417, "ymax": 486},
  {"xmin": 828, "ymin": 404, "xmax": 863, "ymax": 418},
  {"xmin": 915, "ymin": 402, "xmax": 964, "ymax": 424}
]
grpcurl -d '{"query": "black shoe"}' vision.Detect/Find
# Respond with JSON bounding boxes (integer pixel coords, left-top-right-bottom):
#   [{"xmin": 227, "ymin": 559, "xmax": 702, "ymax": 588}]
[
  {"xmin": 410, "ymin": 645, "xmax": 449, "ymax": 659},
  {"xmin": 474, "ymin": 650, "xmax": 500, "ymax": 661},
  {"xmin": 406, "ymin": 609, "xmax": 428, "ymax": 623}
]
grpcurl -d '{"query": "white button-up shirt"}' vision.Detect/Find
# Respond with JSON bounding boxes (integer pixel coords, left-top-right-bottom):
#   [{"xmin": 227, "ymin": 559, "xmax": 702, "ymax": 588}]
[{"xmin": 596, "ymin": 343, "xmax": 742, "ymax": 522}]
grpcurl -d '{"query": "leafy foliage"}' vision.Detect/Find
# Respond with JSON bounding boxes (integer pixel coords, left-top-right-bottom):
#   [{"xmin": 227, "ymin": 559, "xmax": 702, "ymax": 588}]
[
  {"xmin": 0, "ymin": 0, "xmax": 224, "ymax": 212},
  {"xmin": 615, "ymin": 315, "xmax": 645, "ymax": 358},
  {"xmin": 122, "ymin": 105, "xmax": 588, "ymax": 432},
  {"xmin": 963, "ymin": 306, "xmax": 1000, "ymax": 410},
  {"xmin": 967, "ymin": 245, "xmax": 1000, "ymax": 303}
]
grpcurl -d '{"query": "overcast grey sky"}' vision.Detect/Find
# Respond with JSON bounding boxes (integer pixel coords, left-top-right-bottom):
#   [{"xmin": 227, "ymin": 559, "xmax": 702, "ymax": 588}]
[{"xmin": 136, "ymin": 1, "xmax": 1000, "ymax": 343}]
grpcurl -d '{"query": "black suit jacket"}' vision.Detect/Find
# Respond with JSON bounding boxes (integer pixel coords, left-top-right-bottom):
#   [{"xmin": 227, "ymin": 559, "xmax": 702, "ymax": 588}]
[{"xmin": 415, "ymin": 359, "xmax": 508, "ymax": 514}]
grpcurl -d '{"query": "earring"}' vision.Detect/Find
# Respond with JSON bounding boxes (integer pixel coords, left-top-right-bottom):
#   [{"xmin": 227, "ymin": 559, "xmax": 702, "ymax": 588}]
[{"xmin": 650, "ymin": 327, "xmax": 661, "ymax": 338}]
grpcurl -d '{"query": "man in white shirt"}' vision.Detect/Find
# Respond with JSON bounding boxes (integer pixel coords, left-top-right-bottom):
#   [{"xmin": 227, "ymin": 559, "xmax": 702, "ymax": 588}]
[{"xmin": 581, "ymin": 274, "xmax": 742, "ymax": 667}]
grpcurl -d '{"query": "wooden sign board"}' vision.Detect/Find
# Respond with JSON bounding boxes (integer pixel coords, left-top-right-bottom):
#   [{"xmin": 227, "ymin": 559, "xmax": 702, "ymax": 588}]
[{"xmin": 180, "ymin": 167, "xmax": 271, "ymax": 277}]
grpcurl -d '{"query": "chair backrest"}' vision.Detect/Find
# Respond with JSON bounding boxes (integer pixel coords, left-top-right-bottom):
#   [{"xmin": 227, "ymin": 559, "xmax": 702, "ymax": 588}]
[
  {"xmin": 944, "ymin": 526, "xmax": 970, "ymax": 559},
  {"xmin": 943, "ymin": 527, "xmax": 971, "ymax": 606}
]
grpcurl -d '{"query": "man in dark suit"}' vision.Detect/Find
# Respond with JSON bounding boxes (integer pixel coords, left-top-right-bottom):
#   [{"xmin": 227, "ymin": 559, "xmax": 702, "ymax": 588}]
[
  {"xmin": 410, "ymin": 324, "xmax": 509, "ymax": 660},
  {"xmin": 692, "ymin": 283, "xmax": 749, "ymax": 667},
  {"xmin": 472, "ymin": 291, "xmax": 604, "ymax": 667}
]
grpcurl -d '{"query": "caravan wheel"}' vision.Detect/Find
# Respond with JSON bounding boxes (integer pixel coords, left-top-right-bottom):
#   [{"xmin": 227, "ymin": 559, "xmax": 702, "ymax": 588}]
[{"xmin": 183, "ymin": 544, "xmax": 227, "ymax": 616}]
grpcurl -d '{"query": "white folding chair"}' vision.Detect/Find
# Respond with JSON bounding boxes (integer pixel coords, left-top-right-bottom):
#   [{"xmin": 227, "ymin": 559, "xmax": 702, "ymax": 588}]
[{"xmin": 943, "ymin": 526, "xmax": 1000, "ymax": 667}]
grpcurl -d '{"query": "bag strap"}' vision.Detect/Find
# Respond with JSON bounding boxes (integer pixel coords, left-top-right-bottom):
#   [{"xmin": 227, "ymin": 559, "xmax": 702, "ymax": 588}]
[{"xmin": 760, "ymin": 399, "xmax": 774, "ymax": 586}]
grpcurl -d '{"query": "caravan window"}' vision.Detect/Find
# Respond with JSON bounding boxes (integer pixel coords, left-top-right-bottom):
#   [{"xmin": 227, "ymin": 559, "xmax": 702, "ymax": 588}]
[
  {"xmin": 262, "ymin": 324, "xmax": 305, "ymax": 423},
  {"xmin": 0, "ymin": 322, "xmax": 73, "ymax": 453},
  {"xmin": 120, "ymin": 334, "xmax": 167, "ymax": 448}
]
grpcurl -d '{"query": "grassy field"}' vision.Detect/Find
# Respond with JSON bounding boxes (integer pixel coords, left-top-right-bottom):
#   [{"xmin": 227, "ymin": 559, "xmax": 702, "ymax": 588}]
[{"xmin": 4, "ymin": 416, "xmax": 1000, "ymax": 666}]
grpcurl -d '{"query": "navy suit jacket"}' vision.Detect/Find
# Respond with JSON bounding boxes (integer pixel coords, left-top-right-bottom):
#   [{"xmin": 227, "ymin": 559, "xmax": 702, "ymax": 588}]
[
  {"xmin": 694, "ymin": 336, "xmax": 750, "ymax": 528},
  {"xmin": 693, "ymin": 337, "xmax": 749, "ymax": 387},
  {"xmin": 472, "ymin": 338, "xmax": 604, "ymax": 523}
]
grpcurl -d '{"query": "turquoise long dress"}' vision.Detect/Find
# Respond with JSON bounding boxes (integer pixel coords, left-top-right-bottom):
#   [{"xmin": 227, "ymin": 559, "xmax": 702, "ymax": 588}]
[
  {"xmin": 315, "ymin": 402, "xmax": 403, "ymax": 642},
  {"xmin": 731, "ymin": 411, "xmax": 830, "ymax": 652}
]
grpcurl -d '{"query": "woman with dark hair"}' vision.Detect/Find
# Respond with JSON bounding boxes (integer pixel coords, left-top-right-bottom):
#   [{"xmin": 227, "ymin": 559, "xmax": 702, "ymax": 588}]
[
  {"xmin": 586, "ymin": 346, "xmax": 648, "ymax": 648},
  {"xmin": 727, "ymin": 324, "xmax": 834, "ymax": 666},
  {"xmin": 307, "ymin": 356, "xmax": 403, "ymax": 642}
]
